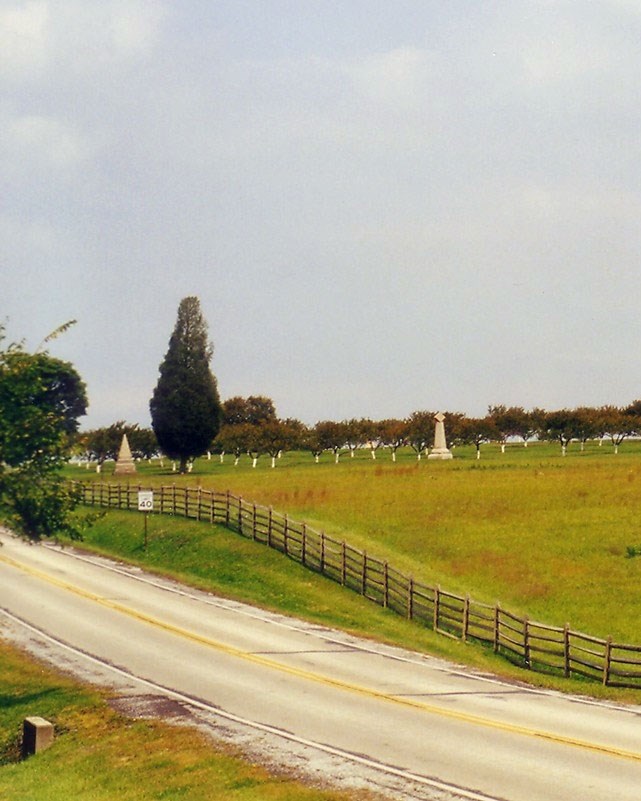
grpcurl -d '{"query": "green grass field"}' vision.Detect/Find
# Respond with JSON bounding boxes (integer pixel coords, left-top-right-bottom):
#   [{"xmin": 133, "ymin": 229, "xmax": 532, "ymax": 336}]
[{"xmin": 68, "ymin": 440, "xmax": 641, "ymax": 646}]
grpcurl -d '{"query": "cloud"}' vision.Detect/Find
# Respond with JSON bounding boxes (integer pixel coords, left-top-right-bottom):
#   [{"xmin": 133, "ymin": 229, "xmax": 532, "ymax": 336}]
[
  {"xmin": 6, "ymin": 113, "xmax": 95, "ymax": 168},
  {"xmin": 1, "ymin": 0, "xmax": 167, "ymax": 87},
  {"xmin": 346, "ymin": 46, "xmax": 436, "ymax": 107},
  {"xmin": 109, "ymin": 0, "xmax": 166, "ymax": 56},
  {"xmin": 0, "ymin": 0, "xmax": 49, "ymax": 79}
]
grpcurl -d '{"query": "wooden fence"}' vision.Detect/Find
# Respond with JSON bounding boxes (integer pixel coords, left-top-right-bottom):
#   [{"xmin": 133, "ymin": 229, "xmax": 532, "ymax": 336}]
[{"xmin": 76, "ymin": 481, "xmax": 641, "ymax": 690}]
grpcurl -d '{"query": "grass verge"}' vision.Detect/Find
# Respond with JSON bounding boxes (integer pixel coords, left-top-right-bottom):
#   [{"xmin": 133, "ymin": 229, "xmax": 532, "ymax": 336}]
[{"xmin": 0, "ymin": 638, "xmax": 368, "ymax": 801}]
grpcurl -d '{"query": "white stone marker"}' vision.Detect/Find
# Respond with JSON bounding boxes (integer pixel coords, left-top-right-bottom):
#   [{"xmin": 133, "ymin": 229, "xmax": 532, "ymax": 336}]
[
  {"xmin": 428, "ymin": 412, "xmax": 453, "ymax": 460},
  {"xmin": 114, "ymin": 433, "xmax": 136, "ymax": 474},
  {"xmin": 22, "ymin": 717, "xmax": 54, "ymax": 757}
]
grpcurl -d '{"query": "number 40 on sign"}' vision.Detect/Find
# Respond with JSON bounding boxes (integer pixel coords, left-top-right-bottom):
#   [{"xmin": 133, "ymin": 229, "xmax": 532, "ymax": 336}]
[
  {"xmin": 138, "ymin": 490, "xmax": 154, "ymax": 511},
  {"xmin": 138, "ymin": 491, "xmax": 153, "ymax": 548}
]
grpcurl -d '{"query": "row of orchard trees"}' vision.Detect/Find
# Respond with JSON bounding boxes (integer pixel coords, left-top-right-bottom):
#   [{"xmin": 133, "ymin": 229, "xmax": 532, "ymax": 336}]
[
  {"xmin": 212, "ymin": 400, "xmax": 641, "ymax": 466},
  {"xmin": 76, "ymin": 400, "xmax": 641, "ymax": 470}
]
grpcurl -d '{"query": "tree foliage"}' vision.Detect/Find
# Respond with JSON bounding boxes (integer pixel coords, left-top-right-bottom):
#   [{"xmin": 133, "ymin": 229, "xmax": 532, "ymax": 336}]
[
  {"xmin": 150, "ymin": 297, "xmax": 222, "ymax": 473},
  {"xmin": 0, "ymin": 325, "xmax": 88, "ymax": 540},
  {"xmin": 222, "ymin": 395, "xmax": 276, "ymax": 426},
  {"xmin": 79, "ymin": 422, "xmax": 158, "ymax": 466},
  {"xmin": 405, "ymin": 410, "xmax": 435, "ymax": 459}
]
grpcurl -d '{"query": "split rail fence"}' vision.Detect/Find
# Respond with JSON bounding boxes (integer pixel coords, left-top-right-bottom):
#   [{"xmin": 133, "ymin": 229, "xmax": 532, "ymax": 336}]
[{"xmin": 77, "ymin": 481, "xmax": 641, "ymax": 690}]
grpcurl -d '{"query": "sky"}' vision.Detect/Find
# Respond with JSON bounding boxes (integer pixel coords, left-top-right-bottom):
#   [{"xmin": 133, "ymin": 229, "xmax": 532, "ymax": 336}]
[{"xmin": 3, "ymin": 0, "xmax": 641, "ymax": 430}]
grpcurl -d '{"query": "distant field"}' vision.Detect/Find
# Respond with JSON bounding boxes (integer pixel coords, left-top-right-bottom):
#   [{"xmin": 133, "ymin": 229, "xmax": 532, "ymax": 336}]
[{"xmin": 66, "ymin": 440, "xmax": 641, "ymax": 646}]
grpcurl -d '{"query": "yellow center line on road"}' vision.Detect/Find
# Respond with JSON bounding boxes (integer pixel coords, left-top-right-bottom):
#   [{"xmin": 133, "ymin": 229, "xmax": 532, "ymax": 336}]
[{"xmin": 3, "ymin": 551, "xmax": 641, "ymax": 764}]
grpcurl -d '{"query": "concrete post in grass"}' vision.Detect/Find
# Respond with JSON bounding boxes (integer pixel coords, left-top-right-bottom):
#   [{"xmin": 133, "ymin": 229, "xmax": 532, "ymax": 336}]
[
  {"xmin": 22, "ymin": 717, "xmax": 54, "ymax": 757},
  {"xmin": 428, "ymin": 412, "xmax": 453, "ymax": 460}
]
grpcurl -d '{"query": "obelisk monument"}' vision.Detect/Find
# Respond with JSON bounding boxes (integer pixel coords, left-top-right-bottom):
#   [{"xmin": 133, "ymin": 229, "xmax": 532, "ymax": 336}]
[
  {"xmin": 428, "ymin": 412, "xmax": 453, "ymax": 460},
  {"xmin": 114, "ymin": 433, "xmax": 136, "ymax": 474}
]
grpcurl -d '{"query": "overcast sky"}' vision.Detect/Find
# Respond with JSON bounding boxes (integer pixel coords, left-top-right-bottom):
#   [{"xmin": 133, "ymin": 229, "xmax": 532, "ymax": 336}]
[{"xmin": 3, "ymin": 1, "xmax": 641, "ymax": 429}]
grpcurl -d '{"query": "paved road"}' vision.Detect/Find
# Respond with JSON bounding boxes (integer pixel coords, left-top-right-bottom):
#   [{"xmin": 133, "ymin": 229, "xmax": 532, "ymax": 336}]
[{"xmin": 2, "ymin": 531, "xmax": 641, "ymax": 800}]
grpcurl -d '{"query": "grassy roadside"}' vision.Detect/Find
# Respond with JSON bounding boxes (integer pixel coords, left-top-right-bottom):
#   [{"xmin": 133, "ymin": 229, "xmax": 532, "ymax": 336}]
[
  {"xmin": 0, "ymin": 638, "xmax": 367, "ymax": 801},
  {"xmin": 67, "ymin": 441, "xmax": 641, "ymax": 643}
]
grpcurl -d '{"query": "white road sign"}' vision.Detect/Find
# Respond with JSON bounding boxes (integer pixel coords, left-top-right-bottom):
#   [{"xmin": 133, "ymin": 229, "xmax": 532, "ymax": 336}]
[{"xmin": 137, "ymin": 490, "xmax": 154, "ymax": 511}]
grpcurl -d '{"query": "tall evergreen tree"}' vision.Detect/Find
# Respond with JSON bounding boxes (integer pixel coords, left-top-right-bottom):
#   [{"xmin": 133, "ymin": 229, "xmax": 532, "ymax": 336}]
[{"xmin": 150, "ymin": 297, "xmax": 222, "ymax": 472}]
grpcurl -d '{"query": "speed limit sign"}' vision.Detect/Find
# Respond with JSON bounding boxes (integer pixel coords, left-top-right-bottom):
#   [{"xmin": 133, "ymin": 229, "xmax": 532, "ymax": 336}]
[{"xmin": 138, "ymin": 490, "xmax": 154, "ymax": 511}]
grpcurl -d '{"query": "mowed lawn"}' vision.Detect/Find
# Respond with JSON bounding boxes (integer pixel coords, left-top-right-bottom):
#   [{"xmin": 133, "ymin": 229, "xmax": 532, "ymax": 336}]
[{"xmin": 68, "ymin": 440, "xmax": 641, "ymax": 645}]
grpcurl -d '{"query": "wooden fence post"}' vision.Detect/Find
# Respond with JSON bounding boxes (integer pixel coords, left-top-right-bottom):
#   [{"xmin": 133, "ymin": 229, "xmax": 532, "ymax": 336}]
[
  {"xmin": 252, "ymin": 503, "xmax": 257, "ymax": 540},
  {"xmin": 301, "ymin": 524, "xmax": 307, "ymax": 566},
  {"xmin": 564, "ymin": 623, "xmax": 571, "ymax": 678},
  {"xmin": 524, "ymin": 617, "xmax": 531, "ymax": 668},
  {"xmin": 267, "ymin": 507, "xmax": 273, "ymax": 547},
  {"xmin": 603, "ymin": 636, "xmax": 613, "ymax": 686},
  {"xmin": 341, "ymin": 541, "xmax": 346, "ymax": 586},
  {"xmin": 361, "ymin": 551, "xmax": 367, "ymax": 596},
  {"xmin": 320, "ymin": 532, "xmax": 326, "ymax": 573},
  {"xmin": 463, "ymin": 595, "xmax": 470, "ymax": 641},
  {"xmin": 433, "ymin": 585, "xmax": 441, "ymax": 631},
  {"xmin": 283, "ymin": 515, "xmax": 289, "ymax": 555},
  {"xmin": 493, "ymin": 604, "xmax": 501, "ymax": 653},
  {"xmin": 383, "ymin": 561, "xmax": 389, "ymax": 608},
  {"xmin": 407, "ymin": 577, "xmax": 414, "ymax": 620}
]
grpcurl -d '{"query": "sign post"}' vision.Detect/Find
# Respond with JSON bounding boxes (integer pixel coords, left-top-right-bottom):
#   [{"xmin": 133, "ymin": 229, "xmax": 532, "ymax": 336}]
[{"xmin": 137, "ymin": 490, "xmax": 154, "ymax": 548}]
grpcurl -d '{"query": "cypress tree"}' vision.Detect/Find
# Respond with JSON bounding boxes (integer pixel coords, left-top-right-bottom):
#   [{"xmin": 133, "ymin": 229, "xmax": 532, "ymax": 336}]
[{"xmin": 150, "ymin": 297, "xmax": 222, "ymax": 472}]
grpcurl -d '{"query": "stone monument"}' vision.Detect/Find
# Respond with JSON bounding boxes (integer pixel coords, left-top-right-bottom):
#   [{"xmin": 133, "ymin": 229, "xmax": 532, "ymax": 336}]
[
  {"xmin": 22, "ymin": 716, "xmax": 54, "ymax": 758},
  {"xmin": 428, "ymin": 412, "xmax": 453, "ymax": 460},
  {"xmin": 114, "ymin": 433, "xmax": 136, "ymax": 474}
]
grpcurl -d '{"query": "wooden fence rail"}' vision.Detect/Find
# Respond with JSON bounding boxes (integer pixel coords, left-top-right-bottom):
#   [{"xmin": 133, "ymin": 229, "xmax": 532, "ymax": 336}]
[{"xmin": 76, "ymin": 481, "xmax": 641, "ymax": 690}]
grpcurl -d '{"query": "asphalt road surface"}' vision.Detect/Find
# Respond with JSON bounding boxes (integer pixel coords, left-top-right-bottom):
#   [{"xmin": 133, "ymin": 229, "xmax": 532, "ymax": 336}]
[{"xmin": 2, "ymin": 530, "xmax": 641, "ymax": 801}]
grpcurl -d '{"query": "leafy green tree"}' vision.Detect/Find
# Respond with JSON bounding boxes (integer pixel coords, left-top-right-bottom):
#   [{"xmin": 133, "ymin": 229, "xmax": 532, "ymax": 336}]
[
  {"xmin": 80, "ymin": 423, "xmax": 158, "ymax": 467},
  {"xmin": 215, "ymin": 423, "xmax": 254, "ymax": 466},
  {"xmin": 257, "ymin": 418, "xmax": 305, "ymax": 467},
  {"xmin": 544, "ymin": 409, "xmax": 582, "ymax": 455},
  {"xmin": 443, "ymin": 411, "xmax": 467, "ymax": 449},
  {"xmin": 596, "ymin": 405, "xmax": 637, "ymax": 454},
  {"xmin": 222, "ymin": 395, "xmax": 277, "ymax": 426},
  {"xmin": 488, "ymin": 405, "xmax": 534, "ymax": 451},
  {"xmin": 572, "ymin": 407, "xmax": 600, "ymax": 452},
  {"xmin": 81, "ymin": 421, "xmax": 134, "ymax": 469},
  {"xmin": 301, "ymin": 424, "xmax": 324, "ymax": 463},
  {"xmin": 314, "ymin": 420, "xmax": 347, "ymax": 463},
  {"xmin": 455, "ymin": 416, "xmax": 498, "ymax": 460},
  {"xmin": 343, "ymin": 418, "xmax": 368, "ymax": 458},
  {"xmin": 376, "ymin": 418, "xmax": 407, "ymax": 462},
  {"xmin": 128, "ymin": 427, "xmax": 159, "ymax": 460},
  {"xmin": 405, "ymin": 410, "xmax": 435, "ymax": 460},
  {"xmin": 150, "ymin": 297, "xmax": 222, "ymax": 473},
  {"xmin": 0, "ymin": 325, "xmax": 88, "ymax": 540}
]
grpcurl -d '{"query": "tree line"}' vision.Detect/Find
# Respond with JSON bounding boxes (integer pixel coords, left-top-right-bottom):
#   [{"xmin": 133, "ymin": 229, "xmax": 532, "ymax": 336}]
[{"xmin": 77, "ymin": 399, "xmax": 641, "ymax": 469}]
